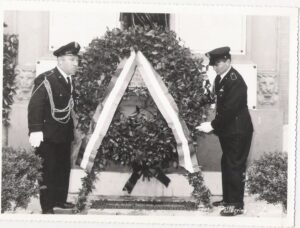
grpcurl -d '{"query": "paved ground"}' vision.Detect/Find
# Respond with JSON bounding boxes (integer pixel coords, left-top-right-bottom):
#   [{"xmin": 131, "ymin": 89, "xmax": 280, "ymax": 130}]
[
  {"xmin": 10, "ymin": 194, "xmax": 285, "ymax": 218},
  {"xmin": 13, "ymin": 170, "xmax": 283, "ymax": 217}
]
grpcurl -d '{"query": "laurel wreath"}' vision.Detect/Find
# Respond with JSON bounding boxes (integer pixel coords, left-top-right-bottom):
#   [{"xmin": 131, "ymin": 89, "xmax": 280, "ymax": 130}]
[{"xmin": 74, "ymin": 25, "xmax": 212, "ymax": 211}]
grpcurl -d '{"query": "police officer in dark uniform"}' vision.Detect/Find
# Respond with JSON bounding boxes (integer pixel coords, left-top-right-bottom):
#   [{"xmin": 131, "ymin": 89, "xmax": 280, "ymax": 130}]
[
  {"xmin": 28, "ymin": 42, "xmax": 80, "ymax": 214},
  {"xmin": 196, "ymin": 47, "xmax": 253, "ymax": 216}
]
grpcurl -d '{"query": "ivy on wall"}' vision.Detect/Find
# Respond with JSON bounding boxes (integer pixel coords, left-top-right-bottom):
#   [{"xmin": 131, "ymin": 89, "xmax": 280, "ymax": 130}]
[{"xmin": 3, "ymin": 23, "xmax": 19, "ymax": 127}]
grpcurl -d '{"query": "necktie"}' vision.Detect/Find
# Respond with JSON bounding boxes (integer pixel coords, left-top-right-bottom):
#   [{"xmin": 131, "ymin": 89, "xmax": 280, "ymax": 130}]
[
  {"xmin": 215, "ymin": 75, "xmax": 221, "ymax": 92},
  {"xmin": 67, "ymin": 76, "xmax": 71, "ymax": 92}
]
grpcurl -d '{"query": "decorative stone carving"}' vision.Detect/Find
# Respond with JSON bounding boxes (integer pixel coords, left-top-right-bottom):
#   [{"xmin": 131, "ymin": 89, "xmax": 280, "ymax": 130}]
[
  {"xmin": 14, "ymin": 65, "xmax": 36, "ymax": 101},
  {"xmin": 257, "ymin": 71, "xmax": 279, "ymax": 106}
]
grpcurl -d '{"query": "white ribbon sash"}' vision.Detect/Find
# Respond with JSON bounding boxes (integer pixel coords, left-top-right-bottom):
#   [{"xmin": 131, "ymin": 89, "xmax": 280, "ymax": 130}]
[{"xmin": 80, "ymin": 51, "xmax": 199, "ymax": 173}]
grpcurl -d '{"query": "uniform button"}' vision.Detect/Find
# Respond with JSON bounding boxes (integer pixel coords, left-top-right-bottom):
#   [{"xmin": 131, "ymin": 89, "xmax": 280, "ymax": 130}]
[{"xmin": 60, "ymin": 94, "xmax": 62, "ymax": 96}]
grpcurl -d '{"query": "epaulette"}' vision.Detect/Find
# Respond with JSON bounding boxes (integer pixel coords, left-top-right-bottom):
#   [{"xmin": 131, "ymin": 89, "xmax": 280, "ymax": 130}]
[
  {"xmin": 230, "ymin": 72, "xmax": 237, "ymax": 80},
  {"xmin": 34, "ymin": 69, "xmax": 55, "ymax": 84},
  {"xmin": 41, "ymin": 69, "xmax": 55, "ymax": 78}
]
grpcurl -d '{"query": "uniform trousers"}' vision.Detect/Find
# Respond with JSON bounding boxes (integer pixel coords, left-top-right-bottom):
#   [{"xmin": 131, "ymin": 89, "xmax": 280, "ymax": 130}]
[
  {"xmin": 36, "ymin": 141, "xmax": 71, "ymax": 212},
  {"xmin": 218, "ymin": 132, "xmax": 253, "ymax": 208}
]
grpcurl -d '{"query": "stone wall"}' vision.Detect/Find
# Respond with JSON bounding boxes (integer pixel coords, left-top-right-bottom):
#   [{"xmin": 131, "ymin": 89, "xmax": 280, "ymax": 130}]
[
  {"xmin": 197, "ymin": 109, "xmax": 283, "ymax": 171},
  {"xmin": 3, "ymin": 12, "xmax": 290, "ymax": 172},
  {"xmin": 3, "ymin": 12, "xmax": 50, "ymax": 149}
]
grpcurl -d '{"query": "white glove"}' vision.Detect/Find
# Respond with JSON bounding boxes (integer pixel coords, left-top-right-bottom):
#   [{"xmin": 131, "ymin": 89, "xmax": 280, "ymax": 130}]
[
  {"xmin": 196, "ymin": 122, "xmax": 214, "ymax": 133},
  {"xmin": 29, "ymin": 131, "xmax": 44, "ymax": 148}
]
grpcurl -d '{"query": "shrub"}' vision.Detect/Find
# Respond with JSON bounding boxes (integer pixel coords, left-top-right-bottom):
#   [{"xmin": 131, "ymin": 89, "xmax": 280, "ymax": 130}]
[
  {"xmin": 1, "ymin": 147, "xmax": 42, "ymax": 213},
  {"xmin": 246, "ymin": 152, "xmax": 287, "ymax": 210}
]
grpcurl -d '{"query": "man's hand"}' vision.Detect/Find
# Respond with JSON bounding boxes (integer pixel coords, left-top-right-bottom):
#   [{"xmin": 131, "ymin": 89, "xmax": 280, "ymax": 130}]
[
  {"xmin": 29, "ymin": 131, "xmax": 44, "ymax": 148},
  {"xmin": 196, "ymin": 122, "xmax": 214, "ymax": 133}
]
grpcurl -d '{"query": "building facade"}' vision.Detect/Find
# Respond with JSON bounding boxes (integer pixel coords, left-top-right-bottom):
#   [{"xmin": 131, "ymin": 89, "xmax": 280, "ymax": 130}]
[{"xmin": 3, "ymin": 11, "xmax": 289, "ymax": 175}]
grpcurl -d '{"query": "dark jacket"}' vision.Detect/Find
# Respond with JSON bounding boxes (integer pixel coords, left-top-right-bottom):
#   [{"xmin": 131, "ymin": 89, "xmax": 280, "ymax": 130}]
[
  {"xmin": 211, "ymin": 67, "xmax": 253, "ymax": 136},
  {"xmin": 28, "ymin": 67, "xmax": 74, "ymax": 143}
]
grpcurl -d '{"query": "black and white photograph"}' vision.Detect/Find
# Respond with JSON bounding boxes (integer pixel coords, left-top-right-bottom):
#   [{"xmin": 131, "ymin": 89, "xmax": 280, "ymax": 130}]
[{"xmin": 0, "ymin": 1, "xmax": 299, "ymax": 227}]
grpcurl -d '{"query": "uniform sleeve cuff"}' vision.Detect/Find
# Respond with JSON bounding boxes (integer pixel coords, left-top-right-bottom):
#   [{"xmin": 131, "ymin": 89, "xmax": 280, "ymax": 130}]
[{"xmin": 29, "ymin": 124, "xmax": 43, "ymax": 132}]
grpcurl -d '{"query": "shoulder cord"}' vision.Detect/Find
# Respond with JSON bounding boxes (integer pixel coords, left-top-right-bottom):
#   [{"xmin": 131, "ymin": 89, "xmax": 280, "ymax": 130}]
[{"xmin": 32, "ymin": 78, "xmax": 74, "ymax": 124}]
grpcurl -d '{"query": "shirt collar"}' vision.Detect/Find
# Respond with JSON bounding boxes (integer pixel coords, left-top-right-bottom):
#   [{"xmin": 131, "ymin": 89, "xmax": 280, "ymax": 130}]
[
  {"xmin": 220, "ymin": 66, "xmax": 232, "ymax": 80},
  {"xmin": 56, "ymin": 65, "xmax": 71, "ymax": 82}
]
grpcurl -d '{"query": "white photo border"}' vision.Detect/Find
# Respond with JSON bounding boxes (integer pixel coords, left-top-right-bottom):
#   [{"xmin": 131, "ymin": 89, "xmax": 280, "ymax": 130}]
[{"xmin": 0, "ymin": 1, "xmax": 299, "ymax": 227}]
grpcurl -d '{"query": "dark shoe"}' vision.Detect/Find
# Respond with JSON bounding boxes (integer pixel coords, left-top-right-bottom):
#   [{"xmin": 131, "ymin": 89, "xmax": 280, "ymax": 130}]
[
  {"xmin": 54, "ymin": 202, "xmax": 75, "ymax": 209},
  {"xmin": 42, "ymin": 209, "xmax": 54, "ymax": 214},
  {"xmin": 220, "ymin": 206, "xmax": 244, "ymax": 216},
  {"xmin": 212, "ymin": 200, "xmax": 226, "ymax": 207}
]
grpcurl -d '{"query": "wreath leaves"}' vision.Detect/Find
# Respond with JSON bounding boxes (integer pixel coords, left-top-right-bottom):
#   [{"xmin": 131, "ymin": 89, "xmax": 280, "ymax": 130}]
[{"xmin": 74, "ymin": 25, "xmax": 212, "ymax": 211}]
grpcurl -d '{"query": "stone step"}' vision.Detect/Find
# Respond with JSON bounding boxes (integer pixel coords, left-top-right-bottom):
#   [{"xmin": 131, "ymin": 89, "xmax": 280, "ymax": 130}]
[
  {"xmin": 53, "ymin": 207, "xmax": 76, "ymax": 214},
  {"xmin": 88, "ymin": 196, "xmax": 198, "ymax": 210}
]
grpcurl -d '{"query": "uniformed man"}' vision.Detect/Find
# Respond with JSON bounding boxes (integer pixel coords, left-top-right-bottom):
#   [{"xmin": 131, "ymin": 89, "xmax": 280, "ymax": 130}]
[
  {"xmin": 196, "ymin": 47, "xmax": 253, "ymax": 216},
  {"xmin": 28, "ymin": 42, "xmax": 80, "ymax": 214}
]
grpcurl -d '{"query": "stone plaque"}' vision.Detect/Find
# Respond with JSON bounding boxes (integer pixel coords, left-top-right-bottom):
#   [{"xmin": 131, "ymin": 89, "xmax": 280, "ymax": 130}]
[{"xmin": 128, "ymin": 68, "xmax": 146, "ymax": 87}]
